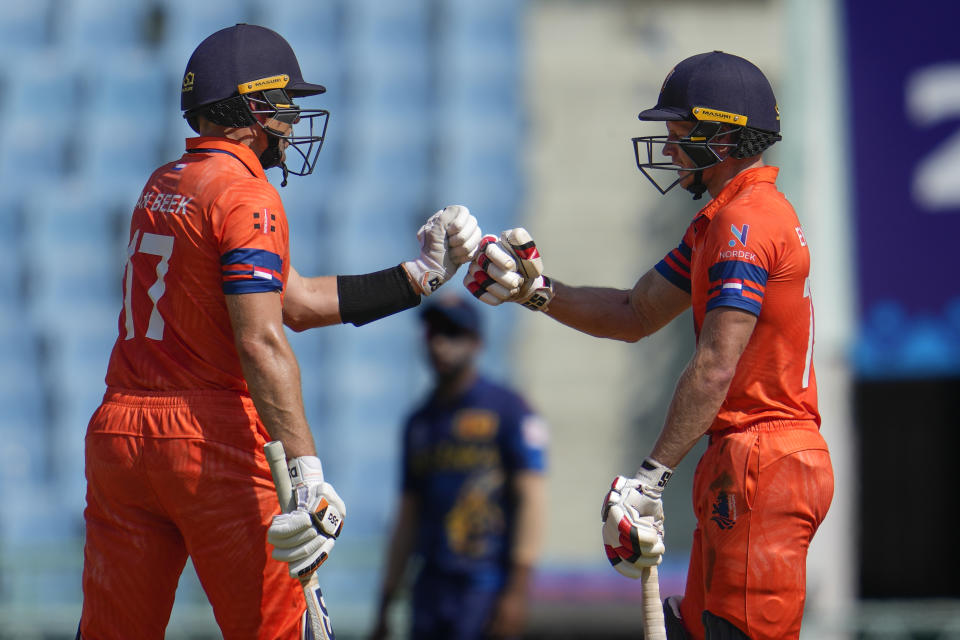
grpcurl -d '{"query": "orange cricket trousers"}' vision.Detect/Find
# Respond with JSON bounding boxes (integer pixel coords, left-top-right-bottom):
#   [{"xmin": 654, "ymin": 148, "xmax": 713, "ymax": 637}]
[
  {"xmin": 678, "ymin": 421, "xmax": 834, "ymax": 640},
  {"xmin": 78, "ymin": 388, "xmax": 304, "ymax": 640}
]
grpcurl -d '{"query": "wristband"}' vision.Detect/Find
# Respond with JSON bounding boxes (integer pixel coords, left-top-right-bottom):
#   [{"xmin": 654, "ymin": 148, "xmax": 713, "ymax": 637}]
[
  {"xmin": 337, "ymin": 265, "xmax": 420, "ymax": 327},
  {"xmin": 635, "ymin": 457, "xmax": 673, "ymax": 491},
  {"xmin": 521, "ymin": 275, "xmax": 554, "ymax": 312}
]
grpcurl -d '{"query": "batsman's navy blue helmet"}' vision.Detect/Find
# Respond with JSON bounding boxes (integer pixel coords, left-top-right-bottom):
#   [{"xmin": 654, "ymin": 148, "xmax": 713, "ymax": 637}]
[
  {"xmin": 181, "ymin": 24, "xmax": 329, "ymax": 185},
  {"xmin": 632, "ymin": 51, "xmax": 782, "ymax": 198},
  {"xmin": 181, "ymin": 23, "xmax": 325, "ymax": 112}
]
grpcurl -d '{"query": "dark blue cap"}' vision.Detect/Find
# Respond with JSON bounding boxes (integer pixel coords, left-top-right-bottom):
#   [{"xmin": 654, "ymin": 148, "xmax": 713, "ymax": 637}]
[
  {"xmin": 421, "ymin": 295, "xmax": 482, "ymax": 336},
  {"xmin": 181, "ymin": 24, "xmax": 326, "ymax": 113},
  {"xmin": 640, "ymin": 51, "xmax": 779, "ymax": 133}
]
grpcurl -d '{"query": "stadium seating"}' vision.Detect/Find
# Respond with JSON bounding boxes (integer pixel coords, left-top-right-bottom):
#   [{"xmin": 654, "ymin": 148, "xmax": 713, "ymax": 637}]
[
  {"xmin": 0, "ymin": 1, "xmax": 56, "ymax": 52},
  {"xmin": 59, "ymin": 0, "xmax": 160, "ymax": 54}
]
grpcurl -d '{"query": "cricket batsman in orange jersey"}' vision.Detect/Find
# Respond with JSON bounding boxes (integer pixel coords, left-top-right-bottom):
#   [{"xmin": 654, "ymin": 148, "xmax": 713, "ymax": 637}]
[
  {"xmin": 77, "ymin": 24, "xmax": 481, "ymax": 639},
  {"xmin": 465, "ymin": 51, "xmax": 834, "ymax": 639}
]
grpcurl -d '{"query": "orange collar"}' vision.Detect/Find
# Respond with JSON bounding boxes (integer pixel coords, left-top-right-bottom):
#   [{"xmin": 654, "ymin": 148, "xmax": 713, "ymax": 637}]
[
  {"xmin": 185, "ymin": 137, "xmax": 267, "ymax": 181},
  {"xmin": 697, "ymin": 166, "xmax": 779, "ymax": 220}
]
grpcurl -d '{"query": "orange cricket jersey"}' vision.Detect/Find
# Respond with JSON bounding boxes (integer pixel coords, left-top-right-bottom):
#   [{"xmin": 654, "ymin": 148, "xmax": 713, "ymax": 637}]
[
  {"xmin": 104, "ymin": 137, "xmax": 290, "ymax": 392},
  {"xmin": 655, "ymin": 166, "xmax": 819, "ymax": 432}
]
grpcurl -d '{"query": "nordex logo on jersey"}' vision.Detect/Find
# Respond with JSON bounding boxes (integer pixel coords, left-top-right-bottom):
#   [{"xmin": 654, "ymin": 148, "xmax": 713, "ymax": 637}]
[{"xmin": 729, "ymin": 223, "xmax": 749, "ymax": 247}]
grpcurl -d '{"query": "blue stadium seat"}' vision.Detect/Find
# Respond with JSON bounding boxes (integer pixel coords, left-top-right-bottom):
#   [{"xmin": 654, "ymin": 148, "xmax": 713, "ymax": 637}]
[
  {"xmin": 161, "ymin": 0, "xmax": 256, "ymax": 60},
  {"xmin": 22, "ymin": 184, "xmax": 124, "ymax": 326},
  {"xmin": 443, "ymin": 0, "xmax": 524, "ymax": 46},
  {"xmin": 0, "ymin": 205, "xmax": 25, "ymax": 305},
  {"xmin": 82, "ymin": 53, "xmax": 176, "ymax": 121},
  {"xmin": 347, "ymin": 0, "xmax": 430, "ymax": 50},
  {"xmin": 346, "ymin": 44, "xmax": 430, "ymax": 114},
  {"xmin": 0, "ymin": 367, "xmax": 45, "ymax": 428},
  {"xmin": 5, "ymin": 52, "xmax": 83, "ymax": 121},
  {"xmin": 0, "ymin": 119, "xmax": 78, "ymax": 192},
  {"xmin": 0, "ymin": 315, "xmax": 45, "ymax": 429},
  {"xmin": 0, "ymin": 422, "xmax": 49, "ymax": 527},
  {"xmin": 321, "ymin": 182, "xmax": 429, "ymax": 273},
  {"xmin": 253, "ymin": 1, "xmax": 344, "ymax": 55},
  {"xmin": 44, "ymin": 312, "xmax": 116, "ymax": 510},
  {"xmin": 82, "ymin": 119, "xmax": 168, "ymax": 198},
  {"xmin": 0, "ymin": 483, "xmax": 58, "ymax": 542},
  {"xmin": 0, "ymin": 1, "xmax": 56, "ymax": 52},
  {"xmin": 435, "ymin": 0, "xmax": 523, "ymax": 117},
  {"xmin": 344, "ymin": 122, "xmax": 430, "ymax": 204},
  {"xmin": 59, "ymin": 0, "xmax": 159, "ymax": 54},
  {"xmin": 1, "ymin": 58, "xmax": 84, "ymax": 189}
]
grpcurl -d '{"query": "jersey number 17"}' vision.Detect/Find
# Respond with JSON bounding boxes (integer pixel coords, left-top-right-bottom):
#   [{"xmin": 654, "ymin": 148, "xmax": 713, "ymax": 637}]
[{"xmin": 122, "ymin": 229, "xmax": 174, "ymax": 341}]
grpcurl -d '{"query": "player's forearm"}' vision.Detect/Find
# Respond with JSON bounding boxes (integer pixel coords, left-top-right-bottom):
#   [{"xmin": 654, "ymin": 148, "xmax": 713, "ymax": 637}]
[
  {"xmin": 545, "ymin": 282, "xmax": 649, "ymax": 342},
  {"xmin": 235, "ymin": 330, "xmax": 316, "ymax": 458},
  {"xmin": 650, "ymin": 349, "xmax": 735, "ymax": 468},
  {"xmin": 650, "ymin": 308, "xmax": 755, "ymax": 468},
  {"xmin": 510, "ymin": 472, "xmax": 545, "ymax": 570},
  {"xmin": 284, "ymin": 265, "xmax": 422, "ymax": 331}
]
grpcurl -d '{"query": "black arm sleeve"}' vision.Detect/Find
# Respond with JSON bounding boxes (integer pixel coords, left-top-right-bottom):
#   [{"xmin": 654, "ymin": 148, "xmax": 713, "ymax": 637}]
[{"xmin": 337, "ymin": 265, "xmax": 421, "ymax": 327}]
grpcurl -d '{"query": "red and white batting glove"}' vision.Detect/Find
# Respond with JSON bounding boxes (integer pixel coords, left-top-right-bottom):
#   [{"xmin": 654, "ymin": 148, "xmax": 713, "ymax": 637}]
[
  {"xmin": 463, "ymin": 228, "xmax": 554, "ymax": 311},
  {"xmin": 600, "ymin": 457, "xmax": 673, "ymax": 579},
  {"xmin": 267, "ymin": 456, "xmax": 346, "ymax": 579},
  {"xmin": 403, "ymin": 205, "xmax": 481, "ymax": 295}
]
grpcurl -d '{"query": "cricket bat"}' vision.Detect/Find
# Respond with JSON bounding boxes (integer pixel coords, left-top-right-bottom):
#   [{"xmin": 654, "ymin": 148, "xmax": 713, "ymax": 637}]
[
  {"xmin": 641, "ymin": 566, "xmax": 667, "ymax": 640},
  {"xmin": 264, "ymin": 440, "xmax": 335, "ymax": 640}
]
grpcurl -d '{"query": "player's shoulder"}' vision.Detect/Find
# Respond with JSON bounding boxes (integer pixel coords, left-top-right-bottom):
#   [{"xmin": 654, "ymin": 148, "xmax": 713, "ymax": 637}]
[
  {"xmin": 472, "ymin": 376, "xmax": 532, "ymax": 416},
  {"xmin": 215, "ymin": 175, "xmax": 283, "ymax": 208},
  {"xmin": 714, "ymin": 182, "xmax": 798, "ymax": 235},
  {"xmin": 474, "ymin": 375, "xmax": 521, "ymax": 399},
  {"xmin": 169, "ymin": 149, "xmax": 277, "ymax": 199}
]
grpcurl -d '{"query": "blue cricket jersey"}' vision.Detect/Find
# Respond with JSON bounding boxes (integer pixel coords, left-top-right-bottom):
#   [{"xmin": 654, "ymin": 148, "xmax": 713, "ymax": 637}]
[{"xmin": 401, "ymin": 375, "xmax": 547, "ymax": 588}]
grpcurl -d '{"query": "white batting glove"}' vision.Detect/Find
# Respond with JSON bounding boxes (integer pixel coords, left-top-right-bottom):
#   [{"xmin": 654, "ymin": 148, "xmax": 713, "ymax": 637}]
[
  {"xmin": 600, "ymin": 458, "xmax": 673, "ymax": 578},
  {"xmin": 267, "ymin": 456, "xmax": 346, "ymax": 579},
  {"xmin": 403, "ymin": 205, "xmax": 481, "ymax": 296},
  {"xmin": 464, "ymin": 228, "xmax": 554, "ymax": 311}
]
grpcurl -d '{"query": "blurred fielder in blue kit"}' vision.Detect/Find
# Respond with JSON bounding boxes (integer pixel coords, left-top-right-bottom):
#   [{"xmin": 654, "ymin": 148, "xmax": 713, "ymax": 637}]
[{"xmin": 371, "ymin": 295, "xmax": 548, "ymax": 640}]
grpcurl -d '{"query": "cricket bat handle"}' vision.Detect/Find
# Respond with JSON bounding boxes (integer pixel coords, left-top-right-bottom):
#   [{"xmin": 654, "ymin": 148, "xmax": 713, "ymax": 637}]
[
  {"xmin": 641, "ymin": 566, "xmax": 667, "ymax": 640},
  {"xmin": 264, "ymin": 441, "xmax": 335, "ymax": 640}
]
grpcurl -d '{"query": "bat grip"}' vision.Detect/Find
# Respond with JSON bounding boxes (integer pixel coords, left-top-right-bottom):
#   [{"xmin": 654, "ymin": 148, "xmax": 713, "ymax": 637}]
[
  {"xmin": 264, "ymin": 440, "xmax": 296, "ymax": 513},
  {"xmin": 642, "ymin": 566, "xmax": 667, "ymax": 640}
]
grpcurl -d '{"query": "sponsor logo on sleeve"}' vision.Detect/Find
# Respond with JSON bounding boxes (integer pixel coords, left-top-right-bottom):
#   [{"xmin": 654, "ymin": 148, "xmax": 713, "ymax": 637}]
[{"xmin": 728, "ymin": 223, "xmax": 749, "ymax": 247}]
